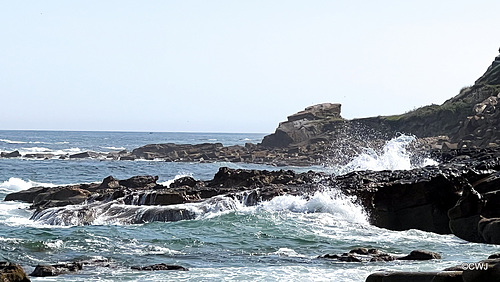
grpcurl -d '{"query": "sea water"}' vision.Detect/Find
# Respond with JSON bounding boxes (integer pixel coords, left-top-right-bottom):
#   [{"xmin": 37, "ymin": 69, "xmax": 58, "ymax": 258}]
[{"xmin": 0, "ymin": 131, "xmax": 498, "ymax": 281}]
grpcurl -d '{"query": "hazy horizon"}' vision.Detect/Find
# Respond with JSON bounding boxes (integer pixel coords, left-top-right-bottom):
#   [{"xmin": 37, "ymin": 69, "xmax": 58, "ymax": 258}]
[{"xmin": 2, "ymin": 1, "xmax": 499, "ymax": 133}]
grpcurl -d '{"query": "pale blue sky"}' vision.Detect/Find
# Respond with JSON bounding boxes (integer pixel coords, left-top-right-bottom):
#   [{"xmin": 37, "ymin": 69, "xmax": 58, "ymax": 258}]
[{"xmin": 1, "ymin": 1, "xmax": 499, "ymax": 133}]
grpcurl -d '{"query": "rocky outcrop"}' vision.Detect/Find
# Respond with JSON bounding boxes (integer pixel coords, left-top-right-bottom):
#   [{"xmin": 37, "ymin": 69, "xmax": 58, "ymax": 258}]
[
  {"xmin": 0, "ymin": 262, "xmax": 30, "ymax": 282},
  {"xmin": 69, "ymin": 151, "xmax": 102, "ymax": 159},
  {"xmin": 319, "ymin": 248, "xmax": 440, "ymax": 263},
  {"xmin": 261, "ymin": 103, "xmax": 343, "ymax": 148},
  {"xmin": 1, "ymin": 151, "xmax": 21, "ymax": 158}
]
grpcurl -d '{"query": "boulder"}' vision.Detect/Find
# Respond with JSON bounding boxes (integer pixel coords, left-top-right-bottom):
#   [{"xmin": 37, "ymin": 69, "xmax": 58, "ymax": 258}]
[
  {"xmin": 30, "ymin": 262, "xmax": 82, "ymax": 277},
  {"xmin": 1, "ymin": 151, "xmax": 21, "ymax": 158},
  {"xmin": 0, "ymin": 262, "xmax": 30, "ymax": 282},
  {"xmin": 397, "ymin": 250, "xmax": 441, "ymax": 260},
  {"xmin": 169, "ymin": 176, "xmax": 202, "ymax": 188}
]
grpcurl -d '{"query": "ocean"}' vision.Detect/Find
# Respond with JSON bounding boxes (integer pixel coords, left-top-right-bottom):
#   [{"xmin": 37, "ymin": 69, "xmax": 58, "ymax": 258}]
[{"xmin": 0, "ymin": 130, "xmax": 498, "ymax": 281}]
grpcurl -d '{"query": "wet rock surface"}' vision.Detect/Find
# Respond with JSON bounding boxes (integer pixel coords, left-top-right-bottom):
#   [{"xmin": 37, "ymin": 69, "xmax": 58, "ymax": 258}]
[{"xmin": 319, "ymin": 248, "xmax": 440, "ymax": 263}]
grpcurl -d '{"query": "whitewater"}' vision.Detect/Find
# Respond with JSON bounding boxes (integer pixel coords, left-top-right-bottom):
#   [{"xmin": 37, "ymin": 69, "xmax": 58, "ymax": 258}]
[{"xmin": 0, "ymin": 131, "xmax": 498, "ymax": 281}]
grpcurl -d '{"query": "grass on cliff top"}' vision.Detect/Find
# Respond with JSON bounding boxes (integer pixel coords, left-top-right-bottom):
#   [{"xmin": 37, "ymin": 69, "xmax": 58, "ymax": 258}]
[{"xmin": 381, "ymin": 101, "xmax": 470, "ymax": 122}]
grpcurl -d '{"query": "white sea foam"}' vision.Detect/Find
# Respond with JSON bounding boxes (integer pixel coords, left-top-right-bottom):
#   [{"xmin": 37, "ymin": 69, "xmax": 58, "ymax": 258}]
[
  {"xmin": 0, "ymin": 139, "xmax": 28, "ymax": 144},
  {"xmin": 0, "ymin": 177, "xmax": 56, "ymax": 193},
  {"xmin": 102, "ymin": 146, "xmax": 126, "ymax": 151},
  {"xmin": 0, "ymin": 139, "xmax": 69, "ymax": 145},
  {"xmin": 270, "ymin": 248, "xmax": 304, "ymax": 257},
  {"xmin": 30, "ymin": 185, "xmax": 367, "ymax": 227},
  {"xmin": 258, "ymin": 189, "xmax": 368, "ymax": 224},
  {"xmin": 18, "ymin": 146, "xmax": 83, "ymax": 156},
  {"xmin": 337, "ymin": 134, "xmax": 438, "ymax": 174},
  {"xmin": 158, "ymin": 173, "xmax": 194, "ymax": 187}
]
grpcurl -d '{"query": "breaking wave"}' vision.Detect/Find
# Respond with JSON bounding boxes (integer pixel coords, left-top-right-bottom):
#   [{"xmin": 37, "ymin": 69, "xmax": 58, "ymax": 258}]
[
  {"xmin": 0, "ymin": 178, "xmax": 56, "ymax": 193},
  {"xmin": 30, "ymin": 187, "xmax": 367, "ymax": 227}
]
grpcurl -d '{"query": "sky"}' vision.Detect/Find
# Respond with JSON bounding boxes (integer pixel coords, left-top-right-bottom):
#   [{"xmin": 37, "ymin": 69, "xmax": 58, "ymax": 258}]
[{"xmin": 1, "ymin": 1, "xmax": 499, "ymax": 133}]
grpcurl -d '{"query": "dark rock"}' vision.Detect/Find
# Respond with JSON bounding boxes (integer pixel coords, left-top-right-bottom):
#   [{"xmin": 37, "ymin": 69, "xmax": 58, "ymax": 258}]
[
  {"xmin": 354, "ymin": 169, "xmax": 462, "ymax": 234},
  {"xmin": 69, "ymin": 151, "xmax": 100, "ymax": 159},
  {"xmin": 98, "ymin": 176, "xmax": 120, "ymax": 190},
  {"xmin": 151, "ymin": 192, "xmax": 185, "ymax": 206},
  {"xmin": 31, "ymin": 186, "xmax": 91, "ymax": 210},
  {"xmin": 169, "ymin": 176, "xmax": 201, "ymax": 188},
  {"xmin": 4, "ymin": 187, "xmax": 52, "ymax": 203},
  {"xmin": 319, "ymin": 248, "xmax": 439, "ymax": 263},
  {"xmin": 365, "ymin": 271, "xmax": 463, "ymax": 282},
  {"xmin": 30, "ymin": 262, "xmax": 82, "ymax": 277},
  {"xmin": 0, "ymin": 262, "xmax": 30, "ymax": 282},
  {"xmin": 397, "ymin": 250, "xmax": 441, "ymax": 260},
  {"xmin": 119, "ymin": 155, "xmax": 136, "ymax": 161},
  {"xmin": 1, "ymin": 151, "xmax": 21, "ymax": 158},
  {"xmin": 131, "ymin": 263, "xmax": 188, "ymax": 271},
  {"xmin": 24, "ymin": 153, "xmax": 54, "ymax": 159},
  {"xmin": 462, "ymin": 258, "xmax": 500, "ymax": 282},
  {"xmin": 478, "ymin": 217, "xmax": 500, "ymax": 244},
  {"xmin": 118, "ymin": 175, "xmax": 158, "ymax": 188}
]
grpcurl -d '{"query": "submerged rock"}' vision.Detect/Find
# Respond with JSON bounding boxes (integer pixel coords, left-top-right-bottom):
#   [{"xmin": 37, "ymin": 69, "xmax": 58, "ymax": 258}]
[
  {"xmin": 319, "ymin": 248, "xmax": 440, "ymax": 263},
  {"xmin": 131, "ymin": 263, "xmax": 188, "ymax": 271},
  {"xmin": 397, "ymin": 250, "xmax": 441, "ymax": 260},
  {"xmin": 69, "ymin": 151, "xmax": 101, "ymax": 159},
  {"xmin": 30, "ymin": 262, "xmax": 82, "ymax": 277}
]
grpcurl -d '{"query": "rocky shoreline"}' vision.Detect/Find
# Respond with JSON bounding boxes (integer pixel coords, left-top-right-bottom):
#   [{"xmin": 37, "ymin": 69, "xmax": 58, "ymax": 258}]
[
  {"xmin": 4, "ymin": 146, "xmax": 500, "ymax": 241},
  {"xmin": 3, "ymin": 146, "xmax": 500, "ymax": 280}
]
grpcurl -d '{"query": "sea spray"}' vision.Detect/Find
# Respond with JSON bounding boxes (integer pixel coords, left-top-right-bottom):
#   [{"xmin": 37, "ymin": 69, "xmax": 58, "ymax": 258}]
[{"xmin": 331, "ymin": 134, "xmax": 438, "ymax": 175}]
